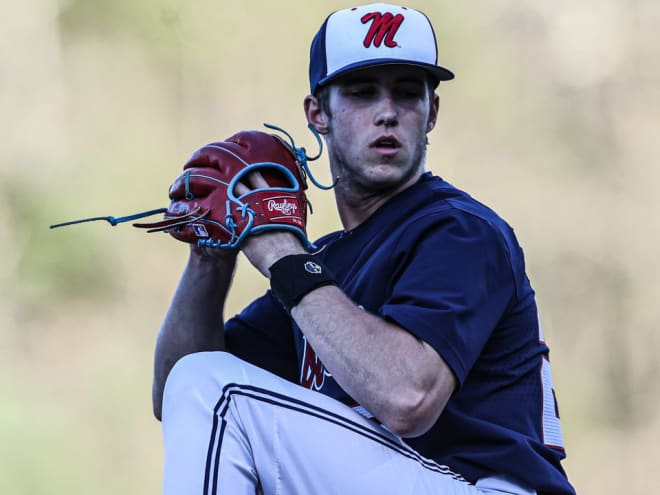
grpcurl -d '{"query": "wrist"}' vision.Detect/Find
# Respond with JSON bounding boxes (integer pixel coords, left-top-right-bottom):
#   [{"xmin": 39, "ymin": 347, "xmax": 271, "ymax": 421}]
[
  {"xmin": 242, "ymin": 231, "xmax": 307, "ymax": 276},
  {"xmin": 189, "ymin": 244, "xmax": 238, "ymax": 268},
  {"xmin": 269, "ymin": 254, "xmax": 338, "ymax": 314}
]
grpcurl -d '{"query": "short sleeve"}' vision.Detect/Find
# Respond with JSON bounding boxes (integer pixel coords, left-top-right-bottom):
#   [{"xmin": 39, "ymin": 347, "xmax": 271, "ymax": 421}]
[
  {"xmin": 225, "ymin": 291, "xmax": 299, "ymax": 383},
  {"xmin": 380, "ymin": 210, "xmax": 515, "ymax": 384}
]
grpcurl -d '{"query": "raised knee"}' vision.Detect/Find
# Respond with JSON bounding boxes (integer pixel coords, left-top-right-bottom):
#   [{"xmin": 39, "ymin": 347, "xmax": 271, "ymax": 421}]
[{"xmin": 163, "ymin": 351, "xmax": 245, "ymax": 407}]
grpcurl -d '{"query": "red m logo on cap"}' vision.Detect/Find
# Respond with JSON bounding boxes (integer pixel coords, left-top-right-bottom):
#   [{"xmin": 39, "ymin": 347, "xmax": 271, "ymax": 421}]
[{"xmin": 361, "ymin": 12, "xmax": 404, "ymax": 48}]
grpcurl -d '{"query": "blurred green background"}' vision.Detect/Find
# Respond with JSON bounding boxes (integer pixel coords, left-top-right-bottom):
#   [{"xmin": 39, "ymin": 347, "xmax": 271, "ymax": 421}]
[{"xmin": 2, "ymin": 0, "xmax": 659, "ymax": 493}]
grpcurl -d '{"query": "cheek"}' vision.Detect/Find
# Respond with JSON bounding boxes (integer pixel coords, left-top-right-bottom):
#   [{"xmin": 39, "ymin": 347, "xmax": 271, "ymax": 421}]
[
  {"xmin": 336, "ymin": 112, "xmax": 372, "ymax": 141},
  {"xmin": 330, "ymin": 112, "xmax": 357, "ymax": 139},
  {"xmin": 405, "ymin": 113, "xmax": 433, "ymax": 135},
  {"xmin": 334, "ymin": 106, "xmax": 355, "ymax": 123}
]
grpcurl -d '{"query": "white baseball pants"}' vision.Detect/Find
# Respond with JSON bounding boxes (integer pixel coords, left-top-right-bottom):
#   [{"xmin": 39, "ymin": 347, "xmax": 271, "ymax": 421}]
[{"xmin": 161, "ymin": 351, "xmax": 535, "ymax": 495}]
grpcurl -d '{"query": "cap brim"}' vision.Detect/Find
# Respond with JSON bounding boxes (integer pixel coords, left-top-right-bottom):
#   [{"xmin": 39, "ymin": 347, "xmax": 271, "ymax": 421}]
[{"xmin": 316, "ymin": 59, "xmax": 455, "ymax": 91}]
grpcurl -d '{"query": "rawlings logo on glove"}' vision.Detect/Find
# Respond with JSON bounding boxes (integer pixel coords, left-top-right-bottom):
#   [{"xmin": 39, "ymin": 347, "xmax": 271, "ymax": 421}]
[
  {"xmin": 50, "ymin": 125, "xmax": 334, "ymax": 250},
  {"xmin": 267, "ymin": 198, "xmax": 299, "ymax": 216}
]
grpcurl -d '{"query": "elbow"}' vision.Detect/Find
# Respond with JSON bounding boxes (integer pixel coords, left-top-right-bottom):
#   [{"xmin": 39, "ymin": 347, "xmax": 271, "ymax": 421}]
[
  {"xmin": 381, "ymin": 393, "xmax": 443, "ymax": 438},
  {"xmin": 386, "ymin": 358, "xmax": 457, "ymax": 437},
  {"xmin": 381, "ymin": 375, "xmax": 456, "ymax": 437}
]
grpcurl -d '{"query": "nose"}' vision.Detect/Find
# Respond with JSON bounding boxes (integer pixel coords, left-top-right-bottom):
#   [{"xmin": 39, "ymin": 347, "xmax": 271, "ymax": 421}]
[{"xmin": 373, "ymin": 95, "xmax": 398, "ymax": 127}]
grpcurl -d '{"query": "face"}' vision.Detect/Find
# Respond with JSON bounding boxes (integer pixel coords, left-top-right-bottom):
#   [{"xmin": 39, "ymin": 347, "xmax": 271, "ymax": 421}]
[{"xmin": 306, "ymin": 65, "xmax": 439, "ymax": 199}]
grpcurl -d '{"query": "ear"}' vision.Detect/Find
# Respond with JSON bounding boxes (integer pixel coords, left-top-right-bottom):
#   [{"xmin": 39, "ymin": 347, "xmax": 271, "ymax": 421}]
[
  {"xmin": 304, "ymin": 95, "xmax": 329, "ymax": 134},
  {"xmin": 426, "ymin": 93, "xmax": 440, "ymax": 133}
]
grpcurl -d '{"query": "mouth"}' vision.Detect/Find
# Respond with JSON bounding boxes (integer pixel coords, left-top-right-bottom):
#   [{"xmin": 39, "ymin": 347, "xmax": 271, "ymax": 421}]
[{"xmin": 370, "ymin": 136, "xmax": 401, "ymax": 150}]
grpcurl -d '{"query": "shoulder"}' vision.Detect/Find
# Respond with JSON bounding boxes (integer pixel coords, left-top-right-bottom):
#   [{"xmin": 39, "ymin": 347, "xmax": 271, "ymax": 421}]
[
  {"xmin": 400, "ymin": 174, "xmax": 518, "ymax": 247},
  {"xmin": 399, "ymin": 175, "xmax": 530, "ymax": 290}
]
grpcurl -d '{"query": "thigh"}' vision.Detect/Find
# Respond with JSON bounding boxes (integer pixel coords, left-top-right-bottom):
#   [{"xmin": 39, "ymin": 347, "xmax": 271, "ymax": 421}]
[{"xmin": 164, "ymin": 352, "xmax": 477, "ymax": 495}]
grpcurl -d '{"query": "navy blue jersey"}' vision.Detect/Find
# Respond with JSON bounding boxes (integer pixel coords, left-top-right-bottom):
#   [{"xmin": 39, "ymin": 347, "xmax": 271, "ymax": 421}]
[{"xmin": 225, "ymin": 173, "xmax": 574, "ymax": 494}]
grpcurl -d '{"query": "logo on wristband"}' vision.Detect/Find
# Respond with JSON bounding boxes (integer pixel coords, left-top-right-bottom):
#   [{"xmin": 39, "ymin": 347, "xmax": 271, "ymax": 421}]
[{"xmin": 304, "ymin": 261, "xmax": 322, "ymax": 274}]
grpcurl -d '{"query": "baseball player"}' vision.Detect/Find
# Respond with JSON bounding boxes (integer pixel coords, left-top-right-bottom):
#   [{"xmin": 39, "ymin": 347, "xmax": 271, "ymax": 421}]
[{"xmin": 153, "ymin": 3, "xmax": 575, "ymax": 494}]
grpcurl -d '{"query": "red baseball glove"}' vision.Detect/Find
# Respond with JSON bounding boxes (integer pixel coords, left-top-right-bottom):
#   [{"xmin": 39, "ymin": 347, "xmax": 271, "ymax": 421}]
[
  {"xmin": 133, "ymin": 130, "xmax": 311, "ymax": 249},
  {"xmin": 50, "ymin": 125, "xmax": 332, "ymax": 249}
]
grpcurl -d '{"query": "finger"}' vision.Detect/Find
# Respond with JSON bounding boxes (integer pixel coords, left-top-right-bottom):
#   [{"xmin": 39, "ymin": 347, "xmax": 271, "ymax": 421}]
[
  {"xmin": 247, "ymin": 170, "xmax": 270, "ymax": 189},
  {"xmin": 235, "ymin": 180, "xmax": 250, "ymax": 195},
  {"xmin": 235, "ymin": 170, "xmax": 270, "ymax": 196},
  {"xmin": 191, "ymin": 243, "xmax": 239, "ymax": 260}
]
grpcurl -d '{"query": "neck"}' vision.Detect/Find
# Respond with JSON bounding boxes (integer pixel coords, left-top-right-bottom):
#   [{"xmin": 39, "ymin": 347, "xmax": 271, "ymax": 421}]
[{"xmin": 334, "ymin": 171, "xmax": 423, "ymax": 232}]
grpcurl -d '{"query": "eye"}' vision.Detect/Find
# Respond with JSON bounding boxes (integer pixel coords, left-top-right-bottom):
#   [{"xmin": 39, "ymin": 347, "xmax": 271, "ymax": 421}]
[
  {"xmin": 394, "ymin": 85, "xmax": 425, "ymax": 100},
  {"xmin": 353, "ymin": 89, "xmax": 374, "ymax": 98},
  {"xmin": 344, "ymin": 84, "xmax": 377, "ymax": 98}
]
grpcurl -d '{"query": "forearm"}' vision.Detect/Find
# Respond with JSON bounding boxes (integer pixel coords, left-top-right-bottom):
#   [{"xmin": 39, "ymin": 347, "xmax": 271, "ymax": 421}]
[
  {"xmin": 242, "ymin": 233, "xmax": 455, "ymax": 436},
  {"xmin": 152, "ymin": 248, "xmax": 237, "ymax": 420},
  {"xmin": 290, "ymin": 286, "xmax": 456, "ymax": 437}
]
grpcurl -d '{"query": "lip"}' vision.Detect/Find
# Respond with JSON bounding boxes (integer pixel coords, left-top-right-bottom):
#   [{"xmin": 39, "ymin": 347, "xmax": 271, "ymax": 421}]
[{"xmin": 369, "ymin": 135, "xmax": 402, "ymax": 156}]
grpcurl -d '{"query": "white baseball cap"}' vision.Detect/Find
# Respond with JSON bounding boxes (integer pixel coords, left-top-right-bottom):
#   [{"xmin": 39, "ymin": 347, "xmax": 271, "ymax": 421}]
[{"xmin": 309, "ymin": 3, "xmax": 454, "ymax": 94}]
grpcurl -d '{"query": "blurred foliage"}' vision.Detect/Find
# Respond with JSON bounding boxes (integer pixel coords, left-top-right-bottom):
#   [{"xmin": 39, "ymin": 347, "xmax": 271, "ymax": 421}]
[
  {"xmin": 2, "ymin": 0, "xmax": 660, "ymax": 493},
  {"xmin": 58, "ymin": 0, "xmax": 183, "ymax": 56},
  {"xmin": 4, "ymin": 176, "xmax": 119, "ymax": 306}
]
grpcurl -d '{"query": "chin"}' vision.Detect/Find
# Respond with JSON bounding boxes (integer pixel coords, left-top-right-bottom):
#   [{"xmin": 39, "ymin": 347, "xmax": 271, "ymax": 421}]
[{"xmin": 367, "ymin": 163, "xmax": 417, "ymax": 187}]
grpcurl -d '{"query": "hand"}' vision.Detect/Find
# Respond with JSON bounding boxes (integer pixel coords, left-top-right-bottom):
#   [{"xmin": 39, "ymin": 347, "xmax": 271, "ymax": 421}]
[
  {"xmin": 189, "ymin": 242, "xmax": 239, "ymax": 262},
  {"xmin": 236, "ymin": 171, "xmax": 307, "ymax": 277},
  {"xmin": 133, "ymin": 130, "xmax": 311, "ymax": 251}
]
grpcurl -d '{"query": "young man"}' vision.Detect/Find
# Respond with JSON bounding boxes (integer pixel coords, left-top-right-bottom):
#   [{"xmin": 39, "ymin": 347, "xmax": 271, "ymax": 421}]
[{"xmin": 154, "ymin": 4, "xmax": 575, "ymax": 494}]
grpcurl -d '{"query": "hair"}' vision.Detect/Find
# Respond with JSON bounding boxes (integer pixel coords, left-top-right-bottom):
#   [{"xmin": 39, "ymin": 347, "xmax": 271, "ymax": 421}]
[
  {"xmin": 314, "ymin": 84, "xmax": 333, "ymax": 117},
  {"xmin": 313, "ymin": 72, "xmax": 438, "ymax": 119}
]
